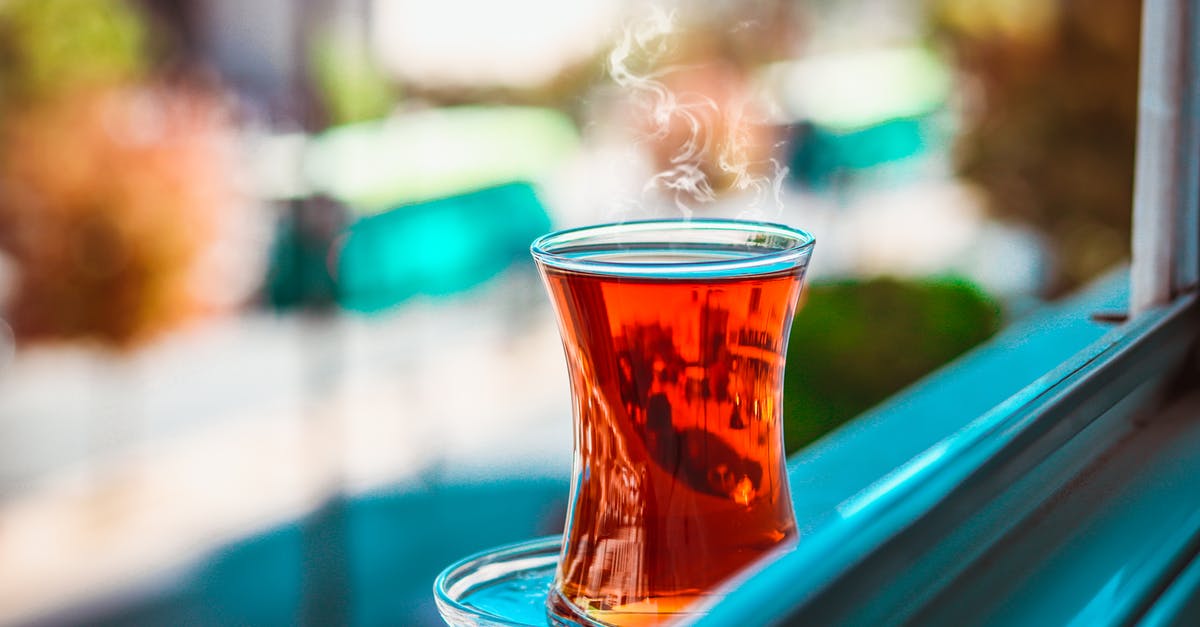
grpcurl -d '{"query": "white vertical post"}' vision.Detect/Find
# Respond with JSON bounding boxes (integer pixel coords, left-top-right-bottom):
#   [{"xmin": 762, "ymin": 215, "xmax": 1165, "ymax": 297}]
[
  {"xmin": 1175, "ymin": 1, "xmax": 1200, "ymax": 294},
  {"xmin": 1131, "ymin": 0, "xmax": 1187, "ymax": 315}
]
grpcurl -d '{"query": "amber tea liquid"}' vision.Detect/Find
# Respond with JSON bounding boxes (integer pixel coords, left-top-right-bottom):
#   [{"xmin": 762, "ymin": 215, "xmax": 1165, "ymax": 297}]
[{"xmin": 539, "ymin": 244, "xmax": 805, "ymax": 626}]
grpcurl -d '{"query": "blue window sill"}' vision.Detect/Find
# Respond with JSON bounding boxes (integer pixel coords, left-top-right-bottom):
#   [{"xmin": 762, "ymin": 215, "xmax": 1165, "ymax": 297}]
[
  {"xmin": 699, "ymin": 269, "xmax": 1200, "ymax": 625},
  {"xmin": 915, "ymin": 389, "xmax": 1200, "ymax": 625}
]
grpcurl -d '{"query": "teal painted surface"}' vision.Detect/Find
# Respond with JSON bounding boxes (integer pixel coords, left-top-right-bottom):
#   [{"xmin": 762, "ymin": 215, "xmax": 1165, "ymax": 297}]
[
  {"xmin": 968, "ymin": 397, "xmax": 1200, "ymax": 627},
  {"xmin": 1140, "ymin": 550, "xmax": 1200, "ymax": 626}
]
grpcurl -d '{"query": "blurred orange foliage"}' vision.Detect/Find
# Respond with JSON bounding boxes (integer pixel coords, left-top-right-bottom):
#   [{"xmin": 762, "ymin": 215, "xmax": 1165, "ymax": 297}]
[{"xmin": 0, "ymin": 84, "xmax": 241, "ymax": 346}]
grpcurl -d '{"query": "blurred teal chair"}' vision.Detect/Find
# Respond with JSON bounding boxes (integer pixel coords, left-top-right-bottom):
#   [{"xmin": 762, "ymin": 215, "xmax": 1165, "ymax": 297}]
[{"xmin": 335, "ymin": 182, "xmax": 551, "ymax": 313}]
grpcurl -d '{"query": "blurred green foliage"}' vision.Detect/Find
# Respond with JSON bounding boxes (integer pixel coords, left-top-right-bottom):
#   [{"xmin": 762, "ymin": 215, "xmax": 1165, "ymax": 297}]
[
  {"xmin": 310, "ymin": 32, "xmax": 398, "ymax": 126},
  {"xmin": 783, "ymin": 278, "xmax": 1002, "ymax": 453},
  {"xmin": 0, "ymin": 0, "xmax": 145, "ymax": 106}
]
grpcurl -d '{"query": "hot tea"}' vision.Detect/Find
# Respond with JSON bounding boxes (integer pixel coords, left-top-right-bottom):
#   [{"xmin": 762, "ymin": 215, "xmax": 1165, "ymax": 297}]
[{"xmin": 535, "ymin": 229, "xmax": 810, "ymax": 626}]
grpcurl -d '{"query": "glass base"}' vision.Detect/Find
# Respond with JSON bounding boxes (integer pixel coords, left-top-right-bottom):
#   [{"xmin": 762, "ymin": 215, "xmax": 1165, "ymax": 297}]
[
  {"xmin": 434, "ymin": 536, "xmax": 560, "ymax": 627},
  {"xmin": 435, "ymin": 535, "xmax": 714, "ymax": 627}
]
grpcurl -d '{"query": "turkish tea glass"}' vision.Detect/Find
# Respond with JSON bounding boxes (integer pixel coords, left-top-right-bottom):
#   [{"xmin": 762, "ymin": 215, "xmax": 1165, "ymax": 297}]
[{"xmin": 531, "ymin": 219, "xmax": 815, "ymax": 626}]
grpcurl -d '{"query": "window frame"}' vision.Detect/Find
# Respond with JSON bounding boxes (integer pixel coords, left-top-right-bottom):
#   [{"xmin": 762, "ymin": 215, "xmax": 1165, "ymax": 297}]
[
  {"xmin": 696, "ymin": 0, "xmax": 1200, "ymax": 623},
  {"xmin": 1133, "ymin": 0, "xmax": 1199, "ymax": 312}
]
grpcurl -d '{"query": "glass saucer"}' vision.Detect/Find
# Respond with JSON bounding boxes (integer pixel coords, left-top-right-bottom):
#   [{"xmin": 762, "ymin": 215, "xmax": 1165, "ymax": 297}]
[{"xmin": 434, "ymin": 536, "xmax": 561, "ymax": 626}]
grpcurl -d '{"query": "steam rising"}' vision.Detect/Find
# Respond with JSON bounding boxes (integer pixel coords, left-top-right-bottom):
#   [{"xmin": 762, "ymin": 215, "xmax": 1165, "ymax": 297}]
[{"xmin": 607, "ymin": 5, "xmax": 789, "ymax": 220}]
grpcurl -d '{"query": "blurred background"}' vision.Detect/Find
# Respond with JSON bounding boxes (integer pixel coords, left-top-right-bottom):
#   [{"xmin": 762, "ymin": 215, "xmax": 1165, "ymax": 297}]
[{"xmin": 0, "ymin": 0, "xmax": 1139, "ymax": 624}]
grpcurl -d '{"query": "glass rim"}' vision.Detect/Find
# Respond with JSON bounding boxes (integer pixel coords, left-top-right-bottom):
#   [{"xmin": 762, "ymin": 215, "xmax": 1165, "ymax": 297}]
[{"xmin": 529, "ymin": 219, "xmax": 816, "ymax": 278}]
